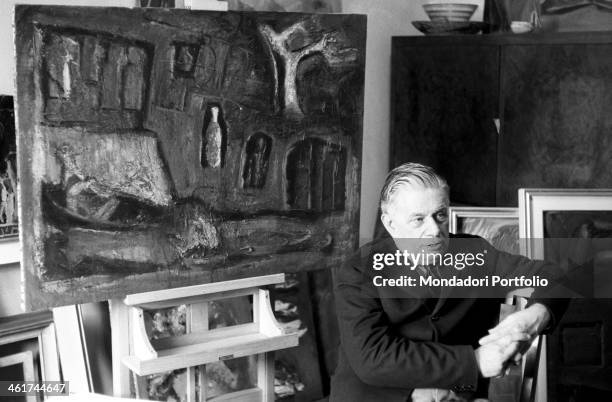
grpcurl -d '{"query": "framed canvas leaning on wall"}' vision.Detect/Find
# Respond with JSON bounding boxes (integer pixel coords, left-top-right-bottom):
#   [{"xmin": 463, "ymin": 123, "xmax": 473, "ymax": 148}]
[
  {"xmin": 449, "ymin": 206, "xmax": 519, "ymax": 254},
  {"xmin": 519, "ymin": 188, "xmax": 612, "ymax": 401}
]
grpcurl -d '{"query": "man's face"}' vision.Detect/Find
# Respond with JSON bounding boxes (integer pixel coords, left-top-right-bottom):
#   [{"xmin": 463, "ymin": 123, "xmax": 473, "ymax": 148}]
[{"xmin": 381, "ymin": 185, "xmax": 450, "ymax": 254}]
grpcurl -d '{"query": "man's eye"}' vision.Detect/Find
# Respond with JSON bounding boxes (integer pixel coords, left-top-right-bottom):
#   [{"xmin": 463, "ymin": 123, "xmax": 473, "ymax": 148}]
[{"xmin": 436, "ymin": 212, "xmax": 448, "ymax": 221}]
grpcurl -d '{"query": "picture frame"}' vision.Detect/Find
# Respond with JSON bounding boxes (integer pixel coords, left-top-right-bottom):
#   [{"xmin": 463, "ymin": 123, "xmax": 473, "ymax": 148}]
[
  {"xmin": 518, "ymin": 188, "xmax": 612, "ymax": 402},
  {"xmin": 518, "ymin": 188, "xmax": 612, "ymax": 259},
  {"xmin": 448, "ymin": 206, "xmax": 519, "ymax": 254},
  {"xmin": 0, "ymin": 311, "xmax": 61, "ymax": 384},
  {"xmin": 0, "ymin": 351, "xmax": 36, "ymax": 402}
]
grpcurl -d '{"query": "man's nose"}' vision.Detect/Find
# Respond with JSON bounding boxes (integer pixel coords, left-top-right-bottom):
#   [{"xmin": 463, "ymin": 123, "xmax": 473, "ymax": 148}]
[{"xmin": 423, "ymin": 216, "xmax": 441, "ymax": 237}]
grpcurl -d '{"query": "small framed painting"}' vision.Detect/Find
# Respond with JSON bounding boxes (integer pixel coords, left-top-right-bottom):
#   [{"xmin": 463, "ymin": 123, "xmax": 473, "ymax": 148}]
[
  {"xmin": 518, "ymin": 188, "xmax": 612, "ymax": 259},
  {"xmin": 449, "ymin": 206, "xmax": 519, "ymax": 254}
]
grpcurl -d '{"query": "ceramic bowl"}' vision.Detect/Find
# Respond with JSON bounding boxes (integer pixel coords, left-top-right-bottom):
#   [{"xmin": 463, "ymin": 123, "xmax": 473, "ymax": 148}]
[{"xmin": 423, "ymin": 3, "xmax": 478, "ymax": 22}]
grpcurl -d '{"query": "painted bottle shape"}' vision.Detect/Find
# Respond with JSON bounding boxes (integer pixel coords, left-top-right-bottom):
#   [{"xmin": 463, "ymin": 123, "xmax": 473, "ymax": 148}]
[{"xmin": 205, "ymin": 106, "xmax": 222, "ymax": 168}]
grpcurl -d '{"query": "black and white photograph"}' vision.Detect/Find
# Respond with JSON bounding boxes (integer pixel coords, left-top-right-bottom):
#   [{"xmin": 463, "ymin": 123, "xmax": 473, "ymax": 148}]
[{"xmin": 0, "ymin": 1, "xmax": 611, "ymax": 401}]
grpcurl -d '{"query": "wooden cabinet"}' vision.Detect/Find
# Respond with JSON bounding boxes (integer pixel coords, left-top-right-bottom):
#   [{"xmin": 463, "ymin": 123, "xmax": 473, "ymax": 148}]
[{"xmin": 391, "ymin": 32, "xmax": 612, "ymax": 206}]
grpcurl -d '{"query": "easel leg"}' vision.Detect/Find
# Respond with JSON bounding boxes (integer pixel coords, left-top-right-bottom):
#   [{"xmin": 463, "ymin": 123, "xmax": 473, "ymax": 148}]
[
  {"xmin": 257, "ymin": 352, "xmax": 275, "ymax": 402},
  {"xmin": 187, "ymin": 365, "xmax": 207, "ymax": 402},
  {"xmin": 132, "ymin": 372, "xmax": 148, "ymax": 399},
  {"xmin": 109, "ymin": 299, "xmax": 131, "ymax": 397},
  {"xmin": 188, "ymin": 302, "xmax": 208, "ymax": 402}
]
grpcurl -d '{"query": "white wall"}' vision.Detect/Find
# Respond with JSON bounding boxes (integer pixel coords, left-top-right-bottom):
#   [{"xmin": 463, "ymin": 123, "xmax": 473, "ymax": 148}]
[
  {"xmin": 0, "ymin": 262, "xmax": 22, "ymax": 316},
  {"xmin": 341, "ymin": 0, "xmax": 427, "ymax": 244},
  {"xmin": 342, "ymin": 0, "xmax": 483, "ymax": 244}
]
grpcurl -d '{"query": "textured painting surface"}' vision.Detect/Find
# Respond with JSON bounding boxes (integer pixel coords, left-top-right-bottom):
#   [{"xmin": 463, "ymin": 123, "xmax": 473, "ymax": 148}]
[{"xmin": 15, "ymin": 6, "xmax": 366, "ymax": 310}]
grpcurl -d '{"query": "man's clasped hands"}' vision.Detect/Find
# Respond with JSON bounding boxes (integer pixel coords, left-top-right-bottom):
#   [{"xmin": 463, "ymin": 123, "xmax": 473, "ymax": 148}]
[
  {"xmin": 474, "ymin": 303, "xmax": 550, "ymax": 378},
  {"xmin": 411, "ymin": 303, "xmax": 551, "ymax": 402}
]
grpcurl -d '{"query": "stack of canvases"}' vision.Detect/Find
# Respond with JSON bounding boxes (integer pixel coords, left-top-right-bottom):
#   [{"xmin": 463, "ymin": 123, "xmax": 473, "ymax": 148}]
[{"xmin": 14, "ymin": 5, "xmax": 366, "ymax": 401}]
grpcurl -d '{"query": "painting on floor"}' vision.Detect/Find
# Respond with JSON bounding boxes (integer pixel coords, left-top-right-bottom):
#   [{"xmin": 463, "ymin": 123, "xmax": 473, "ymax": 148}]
[{"xmin": 15, "ymin": 6, "xmax": 366, "ymax": 310}]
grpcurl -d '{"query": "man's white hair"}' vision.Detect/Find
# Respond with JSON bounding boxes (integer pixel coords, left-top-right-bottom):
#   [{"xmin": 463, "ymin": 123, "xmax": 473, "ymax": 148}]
[{"xmin": 380, "ymin": 162, "xmax": 449, "ymax": 214}]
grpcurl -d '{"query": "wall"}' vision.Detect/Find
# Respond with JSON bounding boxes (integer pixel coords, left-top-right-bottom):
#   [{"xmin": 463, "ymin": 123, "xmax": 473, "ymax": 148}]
[
  {"xmin": 0, "ymin": 262, "xmax": 22, "ymax": 316},
  {"xmin": 341, "ymin": 0, "xmax": 483, "ymax": 244}
]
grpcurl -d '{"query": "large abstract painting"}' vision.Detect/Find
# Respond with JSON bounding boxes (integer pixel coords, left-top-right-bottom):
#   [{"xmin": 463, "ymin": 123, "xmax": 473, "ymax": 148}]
[{"xmin": 15, "ymin": 6, "xmax": 366, "ymax": 310}]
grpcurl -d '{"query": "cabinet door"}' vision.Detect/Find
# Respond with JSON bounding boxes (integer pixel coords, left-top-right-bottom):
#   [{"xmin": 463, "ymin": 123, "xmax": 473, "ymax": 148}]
[
  {"xmin": 547, "ymin": 300, "xmax": 612, "ymax": 401},
  {"xmin": 391, "ymin": 40, "xmax": 499, "ymax": 205},
  {"xmin": 498, "ymin": 42, "xmax": 612, "ymax": 205}
]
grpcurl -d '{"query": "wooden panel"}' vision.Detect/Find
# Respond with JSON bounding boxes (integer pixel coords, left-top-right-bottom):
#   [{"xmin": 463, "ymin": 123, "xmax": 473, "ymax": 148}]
[
  {"xmin": 208, "ymin": 387, "xmax": 262, "ymax": 402},
  {"xmin": 307, "ymin": 268, "xmax": 340, "ymax": 395},
  {"xmin": 272, "ymin": 272, "xmax": 324, "ymax": 401},
  {"xmin": 15, "ymin": 6, "xmax": 366, "ymax": 310},
  {"xmin": 499, "ymin": 41, "xmax": 612, "ymax": 205},
  {"xmin": 391, "ymin": 38, "xmax": 499, "ymax": 206},
  {"xmin": 547, "ymin": 300, "xmax": 612, "ymax": 401},
  {"xmin": 543, "ymin": 209, "xmax": 612, "ymax": 401}
]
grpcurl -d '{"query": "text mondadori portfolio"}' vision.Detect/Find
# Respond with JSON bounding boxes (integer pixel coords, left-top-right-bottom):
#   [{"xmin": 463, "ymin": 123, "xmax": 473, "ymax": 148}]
[{"xmin": 372, "ymin": 275, "xmax": 549, "ymax": 288}]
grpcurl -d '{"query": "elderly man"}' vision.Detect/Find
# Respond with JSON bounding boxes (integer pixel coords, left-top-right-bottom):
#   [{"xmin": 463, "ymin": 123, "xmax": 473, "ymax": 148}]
[{"xmin": 330, "ymin": 163, "xmax": 566, "ymax": 402}]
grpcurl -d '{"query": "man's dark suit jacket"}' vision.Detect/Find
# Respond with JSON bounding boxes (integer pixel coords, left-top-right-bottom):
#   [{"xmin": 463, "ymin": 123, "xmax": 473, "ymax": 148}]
[{"xmin": 330, "ymin": 234, "xmax": 566, "ymax": 402}]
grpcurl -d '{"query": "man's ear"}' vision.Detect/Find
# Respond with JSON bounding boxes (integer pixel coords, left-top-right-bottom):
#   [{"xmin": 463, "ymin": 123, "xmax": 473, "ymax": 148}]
[{"xmin": 380, "ymin": 212, "xmax": 395, "ymax": 237}]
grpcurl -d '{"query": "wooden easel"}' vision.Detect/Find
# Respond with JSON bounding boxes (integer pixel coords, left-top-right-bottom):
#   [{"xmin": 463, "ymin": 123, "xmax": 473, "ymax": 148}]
[{"xmin": 109, "ymin": 274, "xmax": 299, "ymax": 401}]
